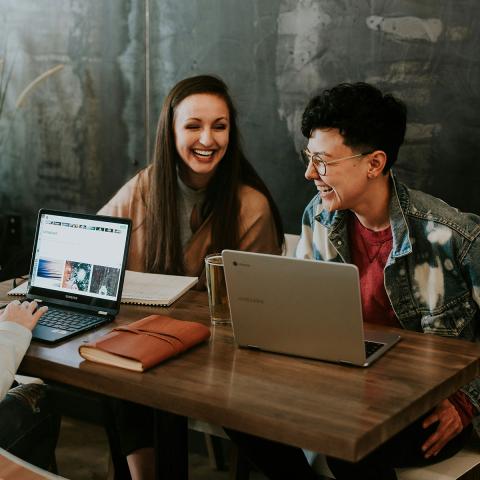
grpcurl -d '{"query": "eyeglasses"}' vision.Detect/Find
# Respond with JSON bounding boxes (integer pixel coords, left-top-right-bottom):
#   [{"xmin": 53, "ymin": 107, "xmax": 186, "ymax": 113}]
[{"xmin": 300, "ymin": 148, "xmax": 373, "ymax": 176}]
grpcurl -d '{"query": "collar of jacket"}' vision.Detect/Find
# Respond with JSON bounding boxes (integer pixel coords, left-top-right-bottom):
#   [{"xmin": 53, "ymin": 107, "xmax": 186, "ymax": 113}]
[{"xmin": 314, "ymin": 170, "xmax": 413, "ymax": 261}]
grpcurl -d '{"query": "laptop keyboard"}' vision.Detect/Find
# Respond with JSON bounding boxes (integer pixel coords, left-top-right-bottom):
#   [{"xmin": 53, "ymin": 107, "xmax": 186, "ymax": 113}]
[
  {"xmin": 364, "ymin": 340, "xmax": 384, "ymax": 358},
  {"xmin": 37, "ymin": 308, "xmax": 104, "ymax": 332}
]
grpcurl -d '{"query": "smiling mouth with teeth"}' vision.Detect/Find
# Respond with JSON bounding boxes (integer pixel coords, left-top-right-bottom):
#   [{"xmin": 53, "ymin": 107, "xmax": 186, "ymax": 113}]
[
  {"xmin": 319, "ymin": 186, "xmax": 333, "ymax": 193},
  {"xmin": 193, "ymin": 149, "xmax": 214, "ymax": 157}
]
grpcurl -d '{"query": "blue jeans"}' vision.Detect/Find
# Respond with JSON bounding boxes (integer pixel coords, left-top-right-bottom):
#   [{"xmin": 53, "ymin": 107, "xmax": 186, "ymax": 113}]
[{"xmin": 0, "ymin": 382, "xmax": 60, "ymax": 470}]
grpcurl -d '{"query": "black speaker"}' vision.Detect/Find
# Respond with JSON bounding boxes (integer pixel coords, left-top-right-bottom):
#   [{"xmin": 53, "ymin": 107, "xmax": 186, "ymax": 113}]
[{"xmin": 0, "ymin": 214, "xmax": 32, "ymax": 281}]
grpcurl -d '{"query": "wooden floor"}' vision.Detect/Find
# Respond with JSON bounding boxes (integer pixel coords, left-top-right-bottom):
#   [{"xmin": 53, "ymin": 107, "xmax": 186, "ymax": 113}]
[{"xmin": 55, "ymin": 417, "xmax": 266, "ymax": 480}]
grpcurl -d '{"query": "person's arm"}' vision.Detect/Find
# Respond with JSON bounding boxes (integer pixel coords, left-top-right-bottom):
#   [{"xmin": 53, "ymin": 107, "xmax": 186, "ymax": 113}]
[
  {"xmin": 98, "ymin": 174, "xmax": 140, "ymax": 218},
  {"xmin": 0, "ymin": 301, "xmax": 48, "ymax": 400},
  {"xmin": 449, "ymin": 391, "xmax": 476, "ymax": 427},
  {"xmin": 98, "ymin": 171, "xmax": 149, "ymax": 272},
  {"xmin": 422, "ymin": 230, "xmax": 480, "ymax": 457},
  {"xmin": 454, "ymin": 230, "xmax": 480, "ymax": 412},
  {"xmin": 295, "ymin": 205, "xmax": 316, "ymax": 259},
  {"xmin": 295, "ymin": 195, "xmax": 323, "ymax": 260},
  {"xmin": 237, "ymin": 187, "xmax": 282, "ymax": 255},
  {"xmin": 98, "ymin": 169, "xmax": 148, "ymax": 220}
]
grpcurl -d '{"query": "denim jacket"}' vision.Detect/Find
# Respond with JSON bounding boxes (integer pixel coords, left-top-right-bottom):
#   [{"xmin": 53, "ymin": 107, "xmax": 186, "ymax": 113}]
[{"xmin": 296, "ymin": 172, "xmax": 480, "ymax": 415}]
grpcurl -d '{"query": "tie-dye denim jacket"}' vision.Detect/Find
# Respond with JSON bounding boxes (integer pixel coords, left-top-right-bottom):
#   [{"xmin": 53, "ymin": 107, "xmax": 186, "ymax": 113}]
[{"xmin": 296, "ymin": 172, "xmax": 480, "ymax": 414}]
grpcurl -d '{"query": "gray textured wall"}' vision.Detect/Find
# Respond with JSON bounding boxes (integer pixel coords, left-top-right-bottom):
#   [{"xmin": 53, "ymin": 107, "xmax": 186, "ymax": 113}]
[
  {"xmin": 0, "ymin": 0, "xmax": 145, "ymax": 240},
  {"xmin": 1, "ymin": 0, "xmax": 479, "ymax": 247}
]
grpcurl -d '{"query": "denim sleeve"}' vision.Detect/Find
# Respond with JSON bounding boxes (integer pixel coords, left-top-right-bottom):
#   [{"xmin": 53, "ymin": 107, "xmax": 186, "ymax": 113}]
[
  {"xmin": 458, "ymin": 230, "xmax": 480, "ymax": 413},
  {"xmin": 295, "ymin": 197, "xmax": 319, "ymax": 260}
]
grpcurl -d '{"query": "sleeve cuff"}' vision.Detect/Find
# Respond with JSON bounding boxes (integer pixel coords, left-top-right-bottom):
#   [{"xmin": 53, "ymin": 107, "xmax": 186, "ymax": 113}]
[{"xmin": 449, "ymin": 390, "xmax": 477, "ymax": 427}]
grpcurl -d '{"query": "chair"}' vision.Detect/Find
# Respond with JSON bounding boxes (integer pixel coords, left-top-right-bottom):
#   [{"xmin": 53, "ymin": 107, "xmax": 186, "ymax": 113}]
[
  {"xmin": 283, "ymin": 233, "xmax": 300, "ymax": 257},
  {"xmin": 396, "ymin": 436, "xmax": 480, "ymax": 480},
  {"xmin": 0, "ymin": 447, "xmax": 66, "ymax": 480},
  {"xmin": 188, "ymin": 419, "xmax": 228, "ymax": 471}
]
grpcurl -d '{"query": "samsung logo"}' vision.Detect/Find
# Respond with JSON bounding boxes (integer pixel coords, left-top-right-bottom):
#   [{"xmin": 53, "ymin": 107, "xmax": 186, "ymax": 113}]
[
  {"xmin": 238, "ymin": 296, "xmax": 264, "ymax": 304},
  {"xmin": 65, "ymin": 294, "xmax": 78, "ymax": 300}
]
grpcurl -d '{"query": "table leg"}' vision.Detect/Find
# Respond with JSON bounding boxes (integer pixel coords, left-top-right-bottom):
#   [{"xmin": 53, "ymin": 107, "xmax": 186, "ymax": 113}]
[{"xmin": 154, "ymin": 409, "xmax": 188, "ymax": 480}]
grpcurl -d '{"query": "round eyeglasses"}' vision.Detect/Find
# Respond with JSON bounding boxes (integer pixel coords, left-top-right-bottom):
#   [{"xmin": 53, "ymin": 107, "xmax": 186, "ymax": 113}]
[{"xmin": 300, "ymin": 148, "xmax": 373, "ymax": 176}]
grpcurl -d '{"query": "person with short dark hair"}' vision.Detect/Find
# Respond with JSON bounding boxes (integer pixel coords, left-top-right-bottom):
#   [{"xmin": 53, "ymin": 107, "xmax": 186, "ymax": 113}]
[
  {"xmin": 226, "ymin": 82, "xmax": 480, "ymax": 480},
  {"xmin": 0, "ymin": 300, "xmax": 60, "ymax": 470}
]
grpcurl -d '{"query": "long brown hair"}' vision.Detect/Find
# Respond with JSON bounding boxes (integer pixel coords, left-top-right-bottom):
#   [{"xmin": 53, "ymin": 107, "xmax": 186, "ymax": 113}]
[{"xmin": 144, "ymin": 75, "xmax": 283, "ymax": 274}]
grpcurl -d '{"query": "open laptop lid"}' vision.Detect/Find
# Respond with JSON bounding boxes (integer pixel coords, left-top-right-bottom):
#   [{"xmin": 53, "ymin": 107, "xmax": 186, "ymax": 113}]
[
  {"xmin": 222, "ymin": 250, "xmax": 399, "ymax": 367},
  {"xmin": 27, "ymin": 209, "xmax": 132, "ymax": 316}
]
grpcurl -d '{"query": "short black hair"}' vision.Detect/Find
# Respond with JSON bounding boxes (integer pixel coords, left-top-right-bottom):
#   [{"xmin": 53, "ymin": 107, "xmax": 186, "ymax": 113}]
[{"xmin": 301, "ymin": 82, "xmax": 407, "ymax": 171}]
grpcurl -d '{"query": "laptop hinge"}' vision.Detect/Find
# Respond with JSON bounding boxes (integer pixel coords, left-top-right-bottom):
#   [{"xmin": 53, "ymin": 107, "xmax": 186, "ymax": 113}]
[{"xmin": 97, "ymin": 311, "xmax": 109, "ymax": 316}]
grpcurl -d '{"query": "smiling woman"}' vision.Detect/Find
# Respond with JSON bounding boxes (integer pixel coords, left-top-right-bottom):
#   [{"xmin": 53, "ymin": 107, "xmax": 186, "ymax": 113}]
[
  {"xmin": 98, "ymin": 74, "xmax": 284, "ymax": 480},
  {"xmin": 99, "ymin": 75, "xmax": 284, "ymax": 284}
]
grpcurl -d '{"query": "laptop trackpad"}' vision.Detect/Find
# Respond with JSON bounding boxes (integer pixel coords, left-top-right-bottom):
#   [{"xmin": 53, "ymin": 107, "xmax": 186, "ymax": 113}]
[{"xmin": 32, "ymin": 324, "xmax": 68, "ymax": 343}]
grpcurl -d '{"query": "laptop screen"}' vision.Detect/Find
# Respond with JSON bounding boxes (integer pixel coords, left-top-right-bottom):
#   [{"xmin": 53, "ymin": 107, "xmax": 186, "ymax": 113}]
[{"xmin": 28, "ymin": 210, "xmax": 131, "ymax": 311}]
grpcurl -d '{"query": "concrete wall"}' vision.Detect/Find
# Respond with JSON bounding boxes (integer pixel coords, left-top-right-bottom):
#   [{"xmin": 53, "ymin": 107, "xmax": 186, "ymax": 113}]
[
  {"xmin": 0, "ymin": 0, "xmax": 145, "ymax": 241},
  {"xmin": 1, "ymin": 0, "xmax": 479, "ymax": 246}
]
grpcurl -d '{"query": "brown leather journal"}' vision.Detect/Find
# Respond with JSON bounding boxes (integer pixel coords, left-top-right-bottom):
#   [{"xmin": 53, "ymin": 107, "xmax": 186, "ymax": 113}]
[{"xmin": 79, "ymin": 315, "xmax": 210, "ymax": 372}]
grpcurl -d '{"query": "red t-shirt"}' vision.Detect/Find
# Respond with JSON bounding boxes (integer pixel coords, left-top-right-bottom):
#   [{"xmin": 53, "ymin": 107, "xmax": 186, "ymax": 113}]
[{"xmin": 348, "ymin": 213, "xmax": 398, "ymax": 327}]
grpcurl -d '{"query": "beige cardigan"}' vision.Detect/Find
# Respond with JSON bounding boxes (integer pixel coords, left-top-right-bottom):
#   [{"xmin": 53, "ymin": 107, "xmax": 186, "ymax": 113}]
[{"xmin": 98, "ymin": 169, "xmax": 282, "ymax": 287}]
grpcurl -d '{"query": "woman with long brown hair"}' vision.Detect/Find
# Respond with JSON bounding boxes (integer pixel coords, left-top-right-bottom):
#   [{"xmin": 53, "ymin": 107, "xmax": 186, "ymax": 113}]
[
  {"xmin": 99, "ymin": 75, "xmax": 283, "ymax": 479},
  {"xmin": 100, "ymin": 74, "xmax": 283, "ymax": 286}
]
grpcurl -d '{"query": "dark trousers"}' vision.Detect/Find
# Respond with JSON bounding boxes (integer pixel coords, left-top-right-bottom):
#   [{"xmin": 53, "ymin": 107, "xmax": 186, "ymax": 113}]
[
  {"xmin": 103, "ymin": 398, "xmax": 188, "ymax": 480},
  {"xmin": 327, "ymin": 412, "xmax": 472, "ymax": 480},
  {"xmin": 105, "ymin": 398, "xmax": 154, "ymax": 456},
  {"xmin": 225, "ymin": 428, "xmax": 317, "ymax": 480},
  {"xmin": 225, "ymin": 412, "xmax": 472, "ymax": 480},
  {"xmin": 0, "ymin": 383, "xmax": 61, "ymax": 470}
]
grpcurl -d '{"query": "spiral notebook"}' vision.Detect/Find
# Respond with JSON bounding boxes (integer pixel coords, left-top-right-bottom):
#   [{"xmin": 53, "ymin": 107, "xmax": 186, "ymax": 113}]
[
  {"xmin": 121, "ymin": 270, "xmax": 198, "ymax": 306},
  {"xmin": 9, "ymin": 270, "xmax": 198, "ymax": 307}
]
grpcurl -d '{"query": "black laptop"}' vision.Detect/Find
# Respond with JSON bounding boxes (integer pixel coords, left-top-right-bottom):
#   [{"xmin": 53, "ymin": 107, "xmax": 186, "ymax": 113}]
[{"xmin": 26, "ymin": 209, "xmax": 132, "ymax": 343}]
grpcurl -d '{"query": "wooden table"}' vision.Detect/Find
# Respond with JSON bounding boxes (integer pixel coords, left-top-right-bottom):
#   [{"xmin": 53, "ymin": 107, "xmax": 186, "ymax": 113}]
[{"xmin": 2, "ymin": 280, "xmax": 480, "ymax": 471}]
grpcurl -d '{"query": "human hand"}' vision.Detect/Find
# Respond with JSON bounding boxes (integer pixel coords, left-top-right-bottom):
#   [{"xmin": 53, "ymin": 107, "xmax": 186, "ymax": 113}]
[
  {"xmin": 421, "ymin": 399, "xmax": 463, "ymax": 458},
  {"xmin": 0, "ymin": 300, "xmax": 48, "ymax": 331}
]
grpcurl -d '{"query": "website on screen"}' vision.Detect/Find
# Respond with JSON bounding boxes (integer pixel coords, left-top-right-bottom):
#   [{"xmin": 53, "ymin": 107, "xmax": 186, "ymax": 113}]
[{"xmin": 30, "ymin": 214, "xmax": 129, "ymax": 301}]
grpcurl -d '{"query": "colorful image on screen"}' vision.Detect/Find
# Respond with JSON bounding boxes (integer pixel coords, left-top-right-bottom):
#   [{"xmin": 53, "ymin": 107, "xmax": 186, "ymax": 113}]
[
  {"xmin": 89, "ymin": 265, "xmax": 120, "ymax": 297},
  {"xmin": 61, "ymin": 261, "xmax": 92, "ymax": 292}
]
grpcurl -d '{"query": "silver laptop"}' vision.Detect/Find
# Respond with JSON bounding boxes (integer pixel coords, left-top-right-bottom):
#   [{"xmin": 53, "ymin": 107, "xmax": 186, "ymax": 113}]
[{"xmin": 222, "ymin": 250, "xmax": 400, "ymax": 367}]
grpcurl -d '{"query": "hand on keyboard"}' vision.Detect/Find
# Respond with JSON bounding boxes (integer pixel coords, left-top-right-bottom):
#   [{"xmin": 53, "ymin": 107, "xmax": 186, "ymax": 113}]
[{"xmin": 0, "ymin": 300, "xmax": 48, "ymax": 331}]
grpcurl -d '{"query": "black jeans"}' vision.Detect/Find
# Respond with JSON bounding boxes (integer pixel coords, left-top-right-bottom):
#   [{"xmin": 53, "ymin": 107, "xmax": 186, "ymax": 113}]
[
  {"xmin": 225, "ymin": 411, "xmax": 472, "ymax": 480},
  {"xmin": 0, "ymin": 383, "xmax": 61, "ymax": 470}
]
